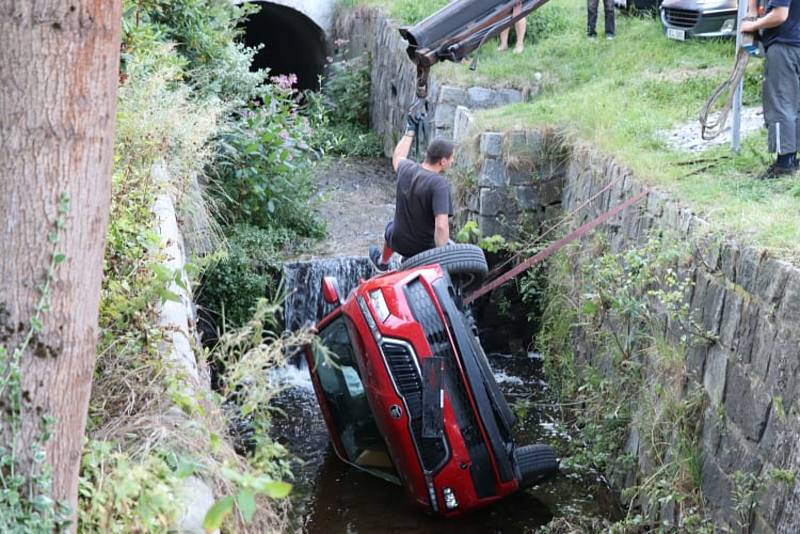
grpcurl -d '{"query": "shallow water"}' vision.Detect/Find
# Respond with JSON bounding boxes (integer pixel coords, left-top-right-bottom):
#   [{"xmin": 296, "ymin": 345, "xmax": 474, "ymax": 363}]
[{"xmin": 269, "ymin": 354, "xmax": 621, "ymax": 533}]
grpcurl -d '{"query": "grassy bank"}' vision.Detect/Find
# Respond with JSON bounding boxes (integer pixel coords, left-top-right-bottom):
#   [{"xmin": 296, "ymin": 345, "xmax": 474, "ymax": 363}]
[{"xmin": 345, "ymin": 0, "xmax": 800, "ymax": 261}]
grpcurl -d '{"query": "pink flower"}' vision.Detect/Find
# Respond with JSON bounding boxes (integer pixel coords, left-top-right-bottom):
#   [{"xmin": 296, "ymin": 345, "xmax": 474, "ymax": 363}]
[{"xmin": 270, "ymin": 73, "xmax": 298, "ymax": 91}]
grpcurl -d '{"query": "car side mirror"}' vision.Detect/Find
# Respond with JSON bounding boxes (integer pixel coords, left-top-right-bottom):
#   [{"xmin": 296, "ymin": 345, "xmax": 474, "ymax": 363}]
[{"xmin": 322, "ymin": 276, "xmax": 342, "ymax": 305}]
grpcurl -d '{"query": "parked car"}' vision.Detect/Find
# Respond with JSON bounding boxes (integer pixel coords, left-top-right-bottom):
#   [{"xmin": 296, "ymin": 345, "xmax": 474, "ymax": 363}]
[
  {"xmin": 660, "ymin": 0, "xmax": 738, "ymax": 40},
  {"xmin": 304, "ymin": 244, "xmax": 558, "ymax": 517}
]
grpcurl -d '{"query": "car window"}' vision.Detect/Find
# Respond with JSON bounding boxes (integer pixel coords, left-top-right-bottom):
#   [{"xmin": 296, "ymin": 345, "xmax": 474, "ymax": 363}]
[{"xmin": 313, "ymin": 315, "xmax": 399, "ymax": 483}]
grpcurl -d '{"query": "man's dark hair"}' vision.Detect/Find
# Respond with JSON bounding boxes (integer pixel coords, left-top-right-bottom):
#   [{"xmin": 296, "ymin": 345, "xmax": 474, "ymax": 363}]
[{"xmin": 425, "ymin": 138, "xmax": 455, "ymax": 165}]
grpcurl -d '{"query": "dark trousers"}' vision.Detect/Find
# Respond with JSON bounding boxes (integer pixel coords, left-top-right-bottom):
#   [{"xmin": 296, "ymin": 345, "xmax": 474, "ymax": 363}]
[
  {"xmin": 588, "ymin": 0, "xmax": 615, "ymax": 36},
  {"xmin": 763, "ymin": 42, "xmax": 800, "ymax": 155}
]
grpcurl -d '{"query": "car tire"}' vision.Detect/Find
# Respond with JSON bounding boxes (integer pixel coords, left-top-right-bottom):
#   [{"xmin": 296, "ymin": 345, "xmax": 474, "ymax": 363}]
[
  {"xmin": 401, "ymin": 244, "xmax": 488, "ymax": 281},
  {"xmin": 513, "ymin": 444, "xmax": 558, "ymax": 488}
]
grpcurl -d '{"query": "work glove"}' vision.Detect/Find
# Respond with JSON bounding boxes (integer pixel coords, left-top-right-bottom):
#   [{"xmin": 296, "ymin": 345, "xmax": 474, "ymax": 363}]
[{"xmin": 406, "ymin": 112, "xmax": 421, "ymax": 135}]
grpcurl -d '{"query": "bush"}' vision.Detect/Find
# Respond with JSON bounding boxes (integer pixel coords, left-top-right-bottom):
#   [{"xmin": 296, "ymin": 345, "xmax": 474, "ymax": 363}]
[
  {"xmin": 197, "ymin": 224, "xmax": 301, "ymax": 329},
  {"xmin": 524, "ymin": 4, "xmax": 570, "ymax": 44},
  {"xmin": 211, "ymin": 86, "xmax": 325, "ymax": 237}
]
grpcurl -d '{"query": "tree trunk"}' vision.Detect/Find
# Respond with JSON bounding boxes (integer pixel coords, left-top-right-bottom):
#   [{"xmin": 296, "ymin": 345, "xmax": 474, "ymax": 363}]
[{"xmin": 0, "ymin": 0, "xmax": 121, "ymax": 527}]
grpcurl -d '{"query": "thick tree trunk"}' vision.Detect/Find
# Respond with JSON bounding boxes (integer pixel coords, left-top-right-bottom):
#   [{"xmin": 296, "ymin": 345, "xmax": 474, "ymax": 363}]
[{"xmin": 0, "ymin": 0, "xmax": 121, "ymax": 526}]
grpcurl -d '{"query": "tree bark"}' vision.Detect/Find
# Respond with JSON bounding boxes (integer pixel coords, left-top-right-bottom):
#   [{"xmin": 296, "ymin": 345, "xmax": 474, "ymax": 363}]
[{"xmin": 0, "ymin": 0, "xmax": 121, "ymax": 526}]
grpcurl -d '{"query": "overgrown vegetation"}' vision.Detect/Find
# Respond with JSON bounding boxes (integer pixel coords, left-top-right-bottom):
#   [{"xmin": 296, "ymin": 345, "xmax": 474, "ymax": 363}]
[
  {"xmin": 79, "ymin": 0, "xmax": 335, "ymax": 530},
  {"xmin": 533, "ymin": 233, "xmax": 717, "ymax": 530}
]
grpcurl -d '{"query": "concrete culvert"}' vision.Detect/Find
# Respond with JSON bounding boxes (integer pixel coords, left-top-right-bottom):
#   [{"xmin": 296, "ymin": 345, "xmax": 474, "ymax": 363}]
[{"xmin": 240, "ymin": 1, "xmax": 328, "ymax": 92}]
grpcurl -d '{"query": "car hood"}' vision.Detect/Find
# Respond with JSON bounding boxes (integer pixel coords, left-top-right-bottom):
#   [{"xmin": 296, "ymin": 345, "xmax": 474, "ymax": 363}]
[{"xmin": 661, "ymin": 0, "xmax": 736, "ymax": 10}]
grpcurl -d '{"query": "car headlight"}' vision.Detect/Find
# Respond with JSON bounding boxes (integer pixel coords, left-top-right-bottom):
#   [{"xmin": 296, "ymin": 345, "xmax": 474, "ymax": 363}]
[
  {"xmin": 443, "ymin": 487, "xmax": 459, "ymax": 510},
  {"xmin": 369, "ymin": 289, "xmax": 391, "ymax": 323}
]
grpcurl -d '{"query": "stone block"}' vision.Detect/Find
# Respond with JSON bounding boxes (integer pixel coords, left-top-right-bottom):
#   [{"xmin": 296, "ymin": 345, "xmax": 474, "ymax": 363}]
[
  {"xmin": 495, "ymin": 88, "xmax": 524, "ymax": 105},
  {"xmin": 438, "ymin": 85, "xmax": 467, "ymax": 106},
  {"xmin": 478, "ymin": 215, "xmax": 506, "ymax": 238},
  {"xmin": 765, "ymin": 324, "xmax": 800, "ymax": 408},
  {"xmin": 736, "ymin": 300, "xmax": 760, "ymax": 364},
  {"xmin": 716, "ymin": 426, "xmax": 762, "ymax": 474},
  {"xmin": 467, "ymin": 86, "xmax": 494, "ymax": 108},
  {"xmin": 506, "ymin": 130, "xmax": 528, "ymax": 154},
  {"xmin": 703, "ymin": 278, "xmax": 727, "ymax": 337},
  {"xmin": 477, "ymin": 158, "xmax": 506, "ymax": 187},
  {"xmin": 433, "ymin": 103, "xmax": 456, "ymax": 129},
  {"xmin": 736, "ymin": 246, "xmax": 762, "ymax": 295},
  {"xmin": 507, "ymin": 166, "xmax": 532, "ymax": 186},
  {"xmin": 750, "ymin": 317, "xmax": 776, "ymax": 381},
  {"xmin": 721, "ymin": 242, "xmax": 739, "ymax": 284},
  {"xmin": 757, "ymin": 408, "xmax": 794, "ymax": 466},
  {"xmin": 514, "ymin": 186, "xmax": 538, "ymax": 211},
  {"xmin": 719, "ymin": 290, "xmax": 743, "ymax": 352},
  {"xmin": 701, "ymin": 403, "xmax": 723, "ymax": 456},
  {"xmin": 452, "ymin": 106, "xmax": 474, "ymax": 144},
  {"xmin": 479, "ymin": 188, "xmax": 516, "ymax": 217},
  {"xmin": 725, "ymin": 364, "xmax": 772, "ymax": 442},
  {"xmin": 700, "ymin": 455, "xmax": 734, "ymax": 518},
  {"xmin": 479, "ymin": 132, "xmax": 504, "ymax": 158},
  {"xmin": 704, "ymin": 345, "xmax": 729, "ymax": 406},
  {"xmin": 686, "ymin": 345, "xmax": 707, "ymax": 380},
  {"xmin": 777, "ymin": 269, "xmax": 800, "ymax": 325},
  {"xmin": 540, "ymin": 176, "xmax": 565, "ymax": 206},
  {"xmin": 755, "ymin": 258, "xmax": 791, "ymax": 309},
  {"xmin": 466, "ymin": 191, "xmax": 479, "ymax": 212}
]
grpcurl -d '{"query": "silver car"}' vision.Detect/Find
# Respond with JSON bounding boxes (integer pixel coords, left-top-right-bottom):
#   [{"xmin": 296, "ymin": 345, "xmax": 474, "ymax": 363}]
[{"xmin": 660, "ymin": 0, "xmax": 738, "ymax": 39}]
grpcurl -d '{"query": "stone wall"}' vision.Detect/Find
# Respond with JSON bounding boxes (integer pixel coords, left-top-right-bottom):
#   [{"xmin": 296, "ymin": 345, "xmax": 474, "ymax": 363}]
[{"xmin": 455, "ymin": 129, "xmax": 800, "ymax": 532}]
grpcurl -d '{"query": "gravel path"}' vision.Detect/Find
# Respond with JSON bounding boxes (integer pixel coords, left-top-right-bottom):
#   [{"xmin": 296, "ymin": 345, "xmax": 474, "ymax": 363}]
[
  {"xmin": 296, "ymin": 157, "xmax": 396, "ymax": 260},
  {"xmin": 659, "ymin": 106, "xmax": 764, "ymax": 152}
]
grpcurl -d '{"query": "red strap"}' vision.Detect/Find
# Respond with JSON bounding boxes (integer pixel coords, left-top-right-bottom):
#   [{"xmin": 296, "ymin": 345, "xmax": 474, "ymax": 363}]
[{"xmin": 464, "ymin": 189, "xmax": 650, "ymax": 305}]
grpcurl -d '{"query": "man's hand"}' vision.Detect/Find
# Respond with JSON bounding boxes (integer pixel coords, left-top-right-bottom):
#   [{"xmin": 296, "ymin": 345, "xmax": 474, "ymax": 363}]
[
  {"xmin": 740, "ymin": 20, "xmax": 758, "ymax": 33},
  {"xmin": 406, "ymin": 112, "xmax": 421, "ymax": 135}
]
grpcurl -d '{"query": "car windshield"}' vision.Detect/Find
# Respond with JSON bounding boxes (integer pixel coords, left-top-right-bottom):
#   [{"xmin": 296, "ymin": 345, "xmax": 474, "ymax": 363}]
[{"xmin": 312, "ymin": 314, "xmax": 399, "ymax": 484}]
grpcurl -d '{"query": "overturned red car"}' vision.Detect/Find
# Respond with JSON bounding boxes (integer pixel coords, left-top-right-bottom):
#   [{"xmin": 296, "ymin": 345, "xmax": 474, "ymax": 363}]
[{"xmin": 304, "ymin": 245, "xmax": 557, "ymax": 517}]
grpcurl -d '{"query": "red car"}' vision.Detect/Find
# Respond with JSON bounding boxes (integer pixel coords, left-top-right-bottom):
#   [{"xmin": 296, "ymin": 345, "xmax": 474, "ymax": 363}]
[{"xmin": 304, "ymin": 245, "xmax": 557, "ymax": 517}]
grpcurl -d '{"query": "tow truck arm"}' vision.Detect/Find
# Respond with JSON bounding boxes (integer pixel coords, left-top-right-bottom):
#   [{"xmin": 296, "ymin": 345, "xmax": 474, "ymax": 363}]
[{"xmin": 399, "ymin": 0, "xmax": 552, "ymax": 100}]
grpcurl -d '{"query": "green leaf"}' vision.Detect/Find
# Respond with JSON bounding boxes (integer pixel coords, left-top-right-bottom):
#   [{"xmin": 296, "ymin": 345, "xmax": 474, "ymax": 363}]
[
  {"xmin": 203, "ymin": 496, "xmax": 234, "ymax": 532},
  {"xmin": 53, "ymin": 253, "xmax": 66, "ymax": 264},
  {"xmin": 30, "ymin": 316, "xmax": 43, "ymax": 333},
  {"xmin": 237, "ymin": 490, "xmax": 256, "ymax": 523},
  {"xmin": 257, "ymin": 480, "xmax": 292, "ymax": 499}
]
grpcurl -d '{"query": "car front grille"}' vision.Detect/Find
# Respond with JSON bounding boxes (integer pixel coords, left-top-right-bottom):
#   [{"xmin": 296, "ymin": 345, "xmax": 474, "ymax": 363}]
[
  {"xmin": 381, "ymin": 340, "xmax": 447, "ymax": 472},
  {"xmin": 382, "ymin": 341, "xmax": 422, "ymax": 415},
  {"xmin": 663, "ymin": 8, "xmax": 699, "ymax": 28}
]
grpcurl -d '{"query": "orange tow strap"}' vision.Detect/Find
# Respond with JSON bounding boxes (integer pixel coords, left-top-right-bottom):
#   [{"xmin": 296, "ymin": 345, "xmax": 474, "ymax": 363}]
[{"xmin": 464, "ymin": 189, "xmax": 650, "ymax": 305}]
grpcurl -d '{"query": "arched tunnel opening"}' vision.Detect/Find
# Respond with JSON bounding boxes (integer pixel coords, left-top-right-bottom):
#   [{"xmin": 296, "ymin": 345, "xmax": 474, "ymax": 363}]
[{"xmin": 241, "ymin": 2, "xmax": 327, "ymax": 92}]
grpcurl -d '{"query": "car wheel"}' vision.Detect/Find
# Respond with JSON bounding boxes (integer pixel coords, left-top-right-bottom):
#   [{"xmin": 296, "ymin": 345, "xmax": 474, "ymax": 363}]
[
  {"xmin": 401, "ymin": 244, "xmax": 488, "ymax": 283},
  {"xmin": 513, "ymin": 444, "xmax": 558, "ymax": 488}
]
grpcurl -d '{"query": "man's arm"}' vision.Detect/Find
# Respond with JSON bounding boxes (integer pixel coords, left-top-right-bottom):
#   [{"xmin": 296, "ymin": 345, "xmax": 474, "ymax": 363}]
[
  {"xmin": 434, "ymin": 213, "xmax": 449, "ymax": 247},
  {"xmin": 393, "ymin": 133, "xmax": 414, "ymax": 172},
  {"xmin": 740, "ymin": 6, "xmax": 789, "ymax": 32}
]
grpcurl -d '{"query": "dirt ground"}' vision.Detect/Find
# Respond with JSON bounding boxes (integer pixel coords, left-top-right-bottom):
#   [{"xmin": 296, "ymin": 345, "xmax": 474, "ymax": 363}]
[{"xmin": 297, "ymin": 157, "xmax": 396, "ymax": 259}]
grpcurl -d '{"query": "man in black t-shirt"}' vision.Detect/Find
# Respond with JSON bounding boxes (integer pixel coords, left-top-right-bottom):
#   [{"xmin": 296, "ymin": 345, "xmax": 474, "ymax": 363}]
[
  {"xmin": 369, "ymin": 125, "xmax": 455, "ymax": 271},
  {"xmin": 741, "ymin": 0, "xmax": 800, "ymax": 179}
]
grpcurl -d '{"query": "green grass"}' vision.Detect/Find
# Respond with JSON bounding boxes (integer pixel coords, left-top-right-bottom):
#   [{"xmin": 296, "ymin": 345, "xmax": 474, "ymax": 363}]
[{"xmin": 343, "ymin": 0, "xmax": 800, "ymax": 260}]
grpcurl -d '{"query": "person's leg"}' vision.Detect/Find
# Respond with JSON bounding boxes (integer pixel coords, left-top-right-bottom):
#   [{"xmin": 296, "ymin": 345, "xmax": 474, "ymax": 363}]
[
  {"xmin": 498, "ymin": 29, "xmax": 510, "ymax": 51},
  {"xmin": 587, "ymin": 0, "xmax": 599, "ymax": 37},
  {"xmin": 513, "ymin": 3, "xmax": 526, "ymax": 53},
  {"xmin": 514, "ymin": 17, "xmax": 527, "ymax": 52},
  {"xmin": 762, "ymin": 44, "xmax": 799, "ymax": 178},
  {"xmin": 369, "ymin": 222, "xmax": 395, "ymax": 270},
  {"xmin": 603, "ymin": 0, "xmax": 615, "ymax": 37}
]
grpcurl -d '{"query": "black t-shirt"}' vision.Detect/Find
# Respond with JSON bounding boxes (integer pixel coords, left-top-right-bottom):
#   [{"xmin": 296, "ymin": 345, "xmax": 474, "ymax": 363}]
[
  {"xmin": 390, "ymin": 159, "xmax": 452, "ymax": 257},
  {"xmin": 763, "ymin": 0, "xmax": 800, "ymax": 49}
]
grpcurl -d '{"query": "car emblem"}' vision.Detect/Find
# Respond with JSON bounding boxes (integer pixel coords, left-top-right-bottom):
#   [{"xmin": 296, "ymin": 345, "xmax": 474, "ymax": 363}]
[{"xmin": 389, "ymin": 404, "xmax": 403, "ymax": 419}]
